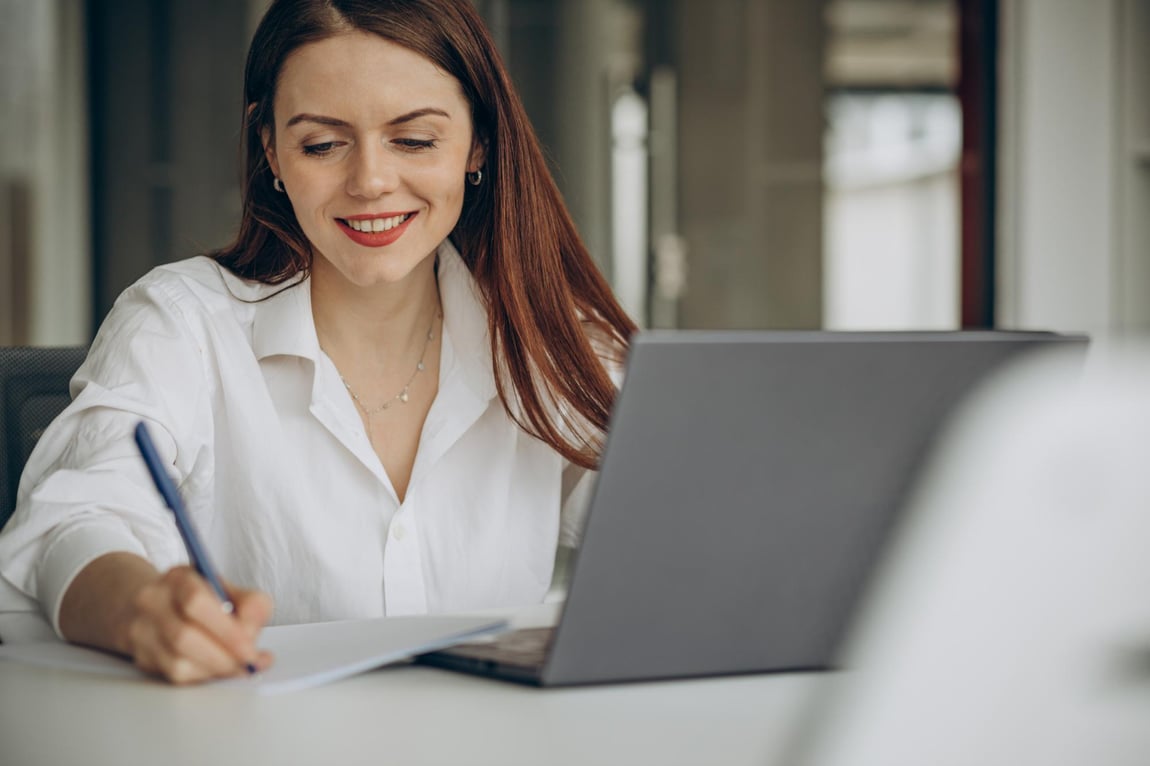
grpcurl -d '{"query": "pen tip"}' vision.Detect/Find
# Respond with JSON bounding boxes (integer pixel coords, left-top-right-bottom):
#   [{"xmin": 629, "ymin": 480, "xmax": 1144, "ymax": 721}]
[{"xmin": 246, "ymin": 662, "xmax": 259, "ymax": 675}]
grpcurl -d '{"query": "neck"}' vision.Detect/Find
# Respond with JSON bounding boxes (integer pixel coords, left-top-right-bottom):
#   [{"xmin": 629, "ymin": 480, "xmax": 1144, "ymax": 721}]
[{"xmin": 310, "ymin": 257, "xmax": 441, "ymax": 369}]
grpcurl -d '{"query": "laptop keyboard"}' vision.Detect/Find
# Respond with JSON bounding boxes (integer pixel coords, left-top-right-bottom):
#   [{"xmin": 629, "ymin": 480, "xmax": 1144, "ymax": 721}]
[{"xmin": 441, "ymin": 626, "xmax": 555, "ymax": 671}]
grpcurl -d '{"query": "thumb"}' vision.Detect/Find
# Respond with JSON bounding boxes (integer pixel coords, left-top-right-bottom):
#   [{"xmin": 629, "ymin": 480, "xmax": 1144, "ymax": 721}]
[{"xmin": 227, "ymin": 584, "xmax": 274, "ymax": 634}]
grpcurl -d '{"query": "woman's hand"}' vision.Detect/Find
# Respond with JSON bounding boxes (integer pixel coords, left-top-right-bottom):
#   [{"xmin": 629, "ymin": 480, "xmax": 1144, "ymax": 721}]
[
  {"xmin": 123, "ymin": 566, "xmax": 274, "ymax": 684},
  {"xmin": 60, "ymin": 552, "xmax": 275, "ymax": 684}
]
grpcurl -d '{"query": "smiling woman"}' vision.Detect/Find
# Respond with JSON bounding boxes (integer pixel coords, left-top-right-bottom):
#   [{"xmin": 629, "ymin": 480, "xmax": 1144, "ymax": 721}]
[
  {"xmin": 0, "ymin": 0, "xmax": 635, "ymax": 686},
  {"xmin": 265, "ymin": 31, "xmax": 479, "ymax": 291}
]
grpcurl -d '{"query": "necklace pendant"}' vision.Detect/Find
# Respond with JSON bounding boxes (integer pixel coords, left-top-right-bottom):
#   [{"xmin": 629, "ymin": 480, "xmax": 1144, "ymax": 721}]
[
  {"xmin": 417, "ymin": 361, "xmax": 425, "ymax": 372},
  {"xmin": 399, "ymin": 388, "xmax": 410, "ymax": 403}
]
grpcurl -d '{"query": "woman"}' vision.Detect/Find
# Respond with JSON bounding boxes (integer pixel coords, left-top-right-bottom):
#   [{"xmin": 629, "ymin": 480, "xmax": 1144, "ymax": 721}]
[{"xmin": 0, "ymin": 0, "xmax": 634, "ymax": 684}]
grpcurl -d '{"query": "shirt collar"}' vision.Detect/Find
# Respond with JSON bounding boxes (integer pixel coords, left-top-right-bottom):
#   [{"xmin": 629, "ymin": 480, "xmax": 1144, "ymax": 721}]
[
  {"xmin": 436, "ymin": 239, "xmax": 497, "ymax": 402},
  {"xmin": 248, "ymin": 242, "xmax": 496, "ymax": 402},
  {"xmin": 250, "ymin": 274, "xmax": 320, "ymax": 363}
]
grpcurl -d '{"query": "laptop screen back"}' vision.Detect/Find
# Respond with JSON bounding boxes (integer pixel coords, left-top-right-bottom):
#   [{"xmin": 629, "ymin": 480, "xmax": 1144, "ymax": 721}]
[{"xmin": 540, "ymin": 331, "xmax": 1086, "ymax": 686}]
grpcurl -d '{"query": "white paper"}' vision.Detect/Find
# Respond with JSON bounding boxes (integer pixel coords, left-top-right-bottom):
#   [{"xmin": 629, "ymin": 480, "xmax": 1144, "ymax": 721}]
[
  {"xmin": 227, "ymin": 615, "xmax": 507, "ymax": 694},
  {"xmin": 0, "ymin": 615, "xmax": 506, "ymax": 694}
]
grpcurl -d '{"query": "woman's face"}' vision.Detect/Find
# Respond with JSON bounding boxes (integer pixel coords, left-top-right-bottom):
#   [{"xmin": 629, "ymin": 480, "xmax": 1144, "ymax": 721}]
[{"xmin": 264, "ymin": 31, "xmax": 482, "ymax": 290}]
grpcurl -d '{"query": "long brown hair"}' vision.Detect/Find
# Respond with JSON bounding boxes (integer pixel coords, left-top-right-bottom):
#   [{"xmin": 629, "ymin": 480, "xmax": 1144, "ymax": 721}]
[{"xmin": 212, "ymin": 0, "xmax": 636, "ymax": 469}]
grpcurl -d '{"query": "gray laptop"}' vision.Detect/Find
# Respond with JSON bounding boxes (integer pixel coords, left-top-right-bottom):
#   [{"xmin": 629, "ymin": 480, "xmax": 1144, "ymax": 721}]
[{"xmin": 417, "ymin": 330, "xmax": 1086, "ymax": 687}]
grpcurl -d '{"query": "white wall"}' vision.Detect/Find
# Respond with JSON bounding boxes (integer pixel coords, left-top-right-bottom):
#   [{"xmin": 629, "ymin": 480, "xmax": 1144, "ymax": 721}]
[
  {"xmin": 824, "ymin": 170, "xmax": 958, "ymax": 329},
  {"xmin": 823, "ymin": 93, "xmax": 961, "ymax": 330},
  {"xmin": 997, "ymin": 0, "xmax": 1146, "ymax": 339},
  {"xmin": 0, "ymin": 0, "xmax": 91, "ymax": 345},
  {"xmin": 31, "ymin": 0, "xmax": 90, "ymax": 345}
]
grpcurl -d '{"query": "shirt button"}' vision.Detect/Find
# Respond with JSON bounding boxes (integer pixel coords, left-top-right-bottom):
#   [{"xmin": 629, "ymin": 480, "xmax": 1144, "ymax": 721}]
[{"xmin": 391, "ymin": 522, "xmax": 406, "ymax": 541}]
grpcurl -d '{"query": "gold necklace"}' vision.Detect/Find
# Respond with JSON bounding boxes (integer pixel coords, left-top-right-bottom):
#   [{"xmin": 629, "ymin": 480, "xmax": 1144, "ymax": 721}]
[{"xmin": 337, "ymin": 311, "xmax": 441, "ymax": 416}]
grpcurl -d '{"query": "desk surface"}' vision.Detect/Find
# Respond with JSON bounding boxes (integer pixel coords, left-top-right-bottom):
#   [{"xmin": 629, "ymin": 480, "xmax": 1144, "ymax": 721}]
[
  {"xmin": 0, "ymin": 602, "xmax": 828, "ymax": 765},
  {"xmin": 0, "ymin": 657, "xmax": 823, "ymax": 766}
]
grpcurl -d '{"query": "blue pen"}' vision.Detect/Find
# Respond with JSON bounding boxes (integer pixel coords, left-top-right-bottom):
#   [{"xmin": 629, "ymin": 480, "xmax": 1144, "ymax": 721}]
[{"xmin": 134, "ymin": 421, "xmax": 257, "ymax": 675}]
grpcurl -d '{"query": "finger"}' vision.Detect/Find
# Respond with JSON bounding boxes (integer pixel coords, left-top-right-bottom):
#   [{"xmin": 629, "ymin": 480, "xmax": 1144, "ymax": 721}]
[
  {"xmin": 128, "ymin": 609, "xmax": 225, "ymax": 684},
  {"xmin": 164, "ymin": 657, "xmax": 212, "ymax": 685},
  {"xmin": 135, "ymin": 623, "xmax": 257, "ymax": 684},
  {"xmin": 126, "ymin": 608, "xmax": 168, "ymax": 677},
  {"xmin": 169, "ymin": 571, "xmax": 259, "ymax": 666},
  {"xmin": 229, "ymin": 586, "xmax": 274, "ymax": 636},
  {"xmin": 127, "ymin": 569, "xmax": 254, "ymax": 682},
  {"xmin": 254, "ymin": 649, "xmax": 276, "ymax": 672},
  {"xmin": 127, "ymin": 578, "xmax": 189, "ymax": 676},
  {"xmin": 135, "ymin": 640, "xmax": 208, "ymax": 685},
  {"xmin": 155, "ymin": 615, "xmax": 249, "ymax": 679}
]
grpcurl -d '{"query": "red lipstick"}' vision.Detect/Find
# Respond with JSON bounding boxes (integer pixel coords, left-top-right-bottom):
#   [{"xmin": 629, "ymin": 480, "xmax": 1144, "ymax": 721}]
[{"xmin": 337, "ymin": 213, "xmax": 416, "ymax": 247}]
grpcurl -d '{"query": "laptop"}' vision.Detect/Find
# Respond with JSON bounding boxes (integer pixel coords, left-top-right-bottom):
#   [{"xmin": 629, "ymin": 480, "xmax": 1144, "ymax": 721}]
[{"xmin": 417, "ymin": 330, "xmax": 1087, "ymax": 687}]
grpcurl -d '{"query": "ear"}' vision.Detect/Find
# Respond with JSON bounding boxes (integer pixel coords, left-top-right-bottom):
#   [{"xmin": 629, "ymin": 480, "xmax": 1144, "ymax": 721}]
[
  {"xmin": 467, "ymin": 135, "xmax": 488, "ymax": 174},
  {"xmin": 252, "ymin": 103, "xmax": 281, "ymax": 178},
  {"xmin": 262, "ymin": 127, "xmax": 281, "ymax": 179}
]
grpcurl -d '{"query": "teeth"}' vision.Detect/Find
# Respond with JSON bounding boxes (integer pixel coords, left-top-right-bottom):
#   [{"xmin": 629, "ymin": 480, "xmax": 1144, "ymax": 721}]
[{"xmin": 346, "ymin": 214, "xmax": 409, "ymax": 233}]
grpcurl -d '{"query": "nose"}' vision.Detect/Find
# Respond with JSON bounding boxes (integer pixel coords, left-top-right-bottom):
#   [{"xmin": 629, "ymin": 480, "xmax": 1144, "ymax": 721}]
[{"xmin": 345, "ymin": 140, "xmax": 399, "ymax": 199}]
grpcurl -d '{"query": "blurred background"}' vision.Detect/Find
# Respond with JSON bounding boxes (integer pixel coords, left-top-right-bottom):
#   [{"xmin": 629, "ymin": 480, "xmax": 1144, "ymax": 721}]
[{"xmin": 0, "ymin": 0, "xmax": 1146, "ymax": 345}]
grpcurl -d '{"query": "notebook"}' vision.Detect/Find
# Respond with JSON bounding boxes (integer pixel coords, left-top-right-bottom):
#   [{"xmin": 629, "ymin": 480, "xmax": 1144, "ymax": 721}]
[{"xmin": 417, "ymin": 330, "xmax": 1087, "ymax": 687}]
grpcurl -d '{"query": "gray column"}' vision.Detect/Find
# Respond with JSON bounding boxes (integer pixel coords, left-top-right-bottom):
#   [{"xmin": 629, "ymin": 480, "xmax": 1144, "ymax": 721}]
[{"xmin": 675, "ymin": 0, "xmax": 825, "ymax": 329}]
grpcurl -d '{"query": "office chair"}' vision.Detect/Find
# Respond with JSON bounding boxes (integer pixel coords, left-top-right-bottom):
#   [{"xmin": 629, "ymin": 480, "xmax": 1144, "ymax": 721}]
[{"xmin": 0, "ymin": 346, "xmax": 88, "ymax": 531}]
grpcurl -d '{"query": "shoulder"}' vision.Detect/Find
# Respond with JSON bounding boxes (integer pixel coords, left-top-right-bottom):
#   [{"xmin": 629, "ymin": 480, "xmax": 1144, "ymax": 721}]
[
  {"xmin": 103, "ymin": 256, "xmax": 297, "ymax": 339},
  {"xmin": 86, "ymin": 257, "xmax": 297, "ymax": 376},
  {"xmin": 122, "ymin": 256, "xmax": 272, "ymax": 313}
]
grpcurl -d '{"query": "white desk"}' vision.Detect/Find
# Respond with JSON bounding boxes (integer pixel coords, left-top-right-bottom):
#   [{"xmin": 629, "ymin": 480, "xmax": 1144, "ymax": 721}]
[
  {"xmin": 0, "ymin": 600, "xmax": 828, "ymax": 765},
  {"xmin": 0, "ymin": 658, "xmax": 823, "ymax": 766}
]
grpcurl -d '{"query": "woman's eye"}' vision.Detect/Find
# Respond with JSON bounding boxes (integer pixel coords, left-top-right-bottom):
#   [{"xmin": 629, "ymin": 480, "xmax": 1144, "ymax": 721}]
[
  {"xmin": 302, "ymin": 142, "xmax": 338, "ymax": 157},
  {"xmin": 395, "ymin": 138, "xmax": 437, "ymax": 152}
]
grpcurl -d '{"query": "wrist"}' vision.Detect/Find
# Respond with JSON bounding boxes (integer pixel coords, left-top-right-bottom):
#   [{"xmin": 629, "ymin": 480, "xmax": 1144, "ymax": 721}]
[{"xmin": 59, "ymin": 552, "xmax": 159, "ymax": 656}]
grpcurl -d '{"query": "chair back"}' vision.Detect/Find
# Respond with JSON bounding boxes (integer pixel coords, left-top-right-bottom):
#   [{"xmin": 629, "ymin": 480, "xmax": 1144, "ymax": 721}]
[{"xmin": 0, "ymin": 347, "xmax": 88, "ymax": 530}]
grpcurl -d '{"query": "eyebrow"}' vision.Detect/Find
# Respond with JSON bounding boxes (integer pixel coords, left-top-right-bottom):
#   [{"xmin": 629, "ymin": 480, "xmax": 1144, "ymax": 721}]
[{"xmin": 285, "ymin": 107, "xmax": 452, "ymax": 129}]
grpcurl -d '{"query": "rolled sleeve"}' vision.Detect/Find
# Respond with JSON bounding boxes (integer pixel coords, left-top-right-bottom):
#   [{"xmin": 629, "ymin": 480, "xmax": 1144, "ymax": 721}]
[
  {"xmin": 0, "ymin": 271, "xmax": 211, "ymax": 639},
  {"xmin": 39, "ymin": 518, "xmax": 148, "ymax": 638}
]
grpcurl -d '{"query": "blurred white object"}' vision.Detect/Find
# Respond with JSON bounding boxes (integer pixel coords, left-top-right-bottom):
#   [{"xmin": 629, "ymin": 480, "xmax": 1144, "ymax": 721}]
[{"xmin": 802, "ymin": 342, "xmax": 1150, "ymax": 765}]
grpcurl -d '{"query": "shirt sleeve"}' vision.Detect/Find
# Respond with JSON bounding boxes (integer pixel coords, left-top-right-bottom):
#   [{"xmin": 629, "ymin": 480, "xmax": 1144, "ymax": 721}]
[
  {"xmin": 556, "ymin": 326, "xmax": 625, "ymax": 549},
  {"xmin": 558, "ymin": 462, "xmax": 595, "ymax": 549},
  {"xmin": 0, "ymin": 273, "xmax": 214, "ymax": 640}
]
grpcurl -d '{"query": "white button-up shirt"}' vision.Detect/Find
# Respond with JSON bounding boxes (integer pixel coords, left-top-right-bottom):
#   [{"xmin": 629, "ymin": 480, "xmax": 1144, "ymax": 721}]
[{"xmin": 0, "ymin": 241, "xmax": 594, "ymax": 642}]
